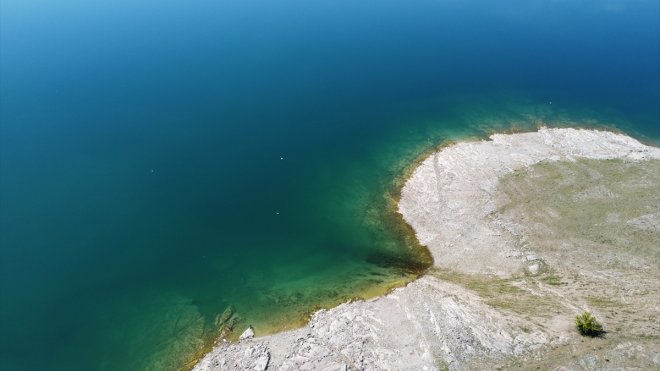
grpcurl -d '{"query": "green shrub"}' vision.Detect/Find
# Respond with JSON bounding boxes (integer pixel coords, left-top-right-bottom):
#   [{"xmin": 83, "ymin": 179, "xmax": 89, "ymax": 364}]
[{"xmin": 575, "ymin": 312, "xmax": 603, "ymax": 337}]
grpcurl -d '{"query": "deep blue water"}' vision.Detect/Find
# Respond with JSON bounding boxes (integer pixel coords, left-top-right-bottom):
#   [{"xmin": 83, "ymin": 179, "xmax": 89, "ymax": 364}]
[{"xmin": 1, "ymin": 0, "xmax": 659, "ymax": 370}]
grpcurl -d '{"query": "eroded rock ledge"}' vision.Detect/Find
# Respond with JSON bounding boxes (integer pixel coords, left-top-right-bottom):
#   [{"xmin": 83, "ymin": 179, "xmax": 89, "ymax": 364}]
[{"xmin": 194, "ymin": 128, "xmax": 660, "ymax": 370}]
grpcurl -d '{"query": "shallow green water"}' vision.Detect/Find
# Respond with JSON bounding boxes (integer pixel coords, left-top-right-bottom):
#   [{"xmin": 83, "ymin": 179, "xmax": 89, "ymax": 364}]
[{"xmin": 1, "ymin": 1, "xmax": 659, "ymax": 370}]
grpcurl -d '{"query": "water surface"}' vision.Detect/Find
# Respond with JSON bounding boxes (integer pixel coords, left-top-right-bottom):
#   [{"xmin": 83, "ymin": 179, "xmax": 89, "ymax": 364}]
[{"xmin": 1, "ymin": 0, "xmax": 659, "ymax": 369}]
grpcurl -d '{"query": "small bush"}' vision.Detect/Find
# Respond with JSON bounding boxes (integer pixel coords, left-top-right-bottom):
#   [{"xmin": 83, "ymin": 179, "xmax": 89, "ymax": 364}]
[{"xmin": 575, "ymin": 312, "xmax": 603, "ymax": 337}]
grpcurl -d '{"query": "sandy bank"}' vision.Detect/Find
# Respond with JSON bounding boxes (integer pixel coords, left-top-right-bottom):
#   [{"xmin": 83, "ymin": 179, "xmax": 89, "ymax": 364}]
[{"xmin": 194, "ymin": 128, "xmax": 660, "ymax": 370}]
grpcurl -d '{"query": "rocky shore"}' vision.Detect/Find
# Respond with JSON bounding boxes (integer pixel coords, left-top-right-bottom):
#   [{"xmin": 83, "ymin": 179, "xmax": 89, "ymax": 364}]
[{"xmin": 194, "ymin": 127, "xmax": 660, "ymax": 370}]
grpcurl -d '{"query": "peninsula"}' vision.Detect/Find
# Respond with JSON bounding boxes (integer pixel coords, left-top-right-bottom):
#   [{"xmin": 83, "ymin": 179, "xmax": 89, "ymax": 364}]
[{"xmin": 195, "ymin": 127, "xmax": 660, "ymax": 370}]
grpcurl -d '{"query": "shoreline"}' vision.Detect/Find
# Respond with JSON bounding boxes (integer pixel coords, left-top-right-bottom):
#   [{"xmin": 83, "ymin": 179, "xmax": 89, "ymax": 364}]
[
  {"xmin": 185, "ymin": 129, "xmax": 445, "ymax": 369},
  {"xmin": 193, "ymin": 127, "xmax": 660, "ymax": 370},
  {"xmin": 398, "ymin": 126, "xmax": 659, "ymax": 277}
]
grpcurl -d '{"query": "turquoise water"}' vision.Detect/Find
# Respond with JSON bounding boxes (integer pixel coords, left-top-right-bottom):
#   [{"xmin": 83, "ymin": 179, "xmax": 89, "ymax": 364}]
[{"xmin": 1, "ymin": 0, "xmax": 659, "ymax": 369}]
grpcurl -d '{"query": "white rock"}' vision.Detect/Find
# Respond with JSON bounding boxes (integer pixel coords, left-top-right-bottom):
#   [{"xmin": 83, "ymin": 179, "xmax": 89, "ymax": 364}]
[
  {"xmin": 193, "ymin": 128, "xmax": 660, "ymax": 371},
  {"xmin": 240, "ymin": 326, "xmax": 255, "ymax": 340},
  {"xmin": 528, "ymin": 263, "xmax": 540, "ymax": 275}
]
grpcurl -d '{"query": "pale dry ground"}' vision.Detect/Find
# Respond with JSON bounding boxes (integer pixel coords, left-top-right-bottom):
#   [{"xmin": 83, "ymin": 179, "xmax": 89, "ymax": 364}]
[
  {"xmin": 491, "ymin": 158, "xmax": 660, "ymax": 370},
  {"xmin": 194, "ymin": 128, "xmax": 660, "ymax": 371}
]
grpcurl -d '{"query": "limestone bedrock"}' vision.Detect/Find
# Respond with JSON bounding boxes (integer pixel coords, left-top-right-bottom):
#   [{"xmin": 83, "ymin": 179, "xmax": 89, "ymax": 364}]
[{"xmin": 194, "ymin": 127, "xmax": 660, "ymax": 371}]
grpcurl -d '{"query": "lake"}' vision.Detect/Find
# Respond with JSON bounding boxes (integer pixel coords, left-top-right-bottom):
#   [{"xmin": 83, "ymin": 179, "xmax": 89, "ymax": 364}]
[{"xmin": 1, "ymin": 0, "xmax": 658, "ymax": 369}]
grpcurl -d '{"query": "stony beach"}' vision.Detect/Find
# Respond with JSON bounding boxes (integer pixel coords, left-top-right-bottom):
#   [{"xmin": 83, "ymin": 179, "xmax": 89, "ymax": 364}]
[{"xmin": 194, "ymin": 127, "xmax": 660, "ymax": 370}]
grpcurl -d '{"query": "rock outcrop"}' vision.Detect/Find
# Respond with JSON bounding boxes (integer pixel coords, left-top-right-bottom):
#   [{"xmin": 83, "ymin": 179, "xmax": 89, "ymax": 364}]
[{"xmin": 194, "ymin": 128, "xmax": 660, "ymax": 370}]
